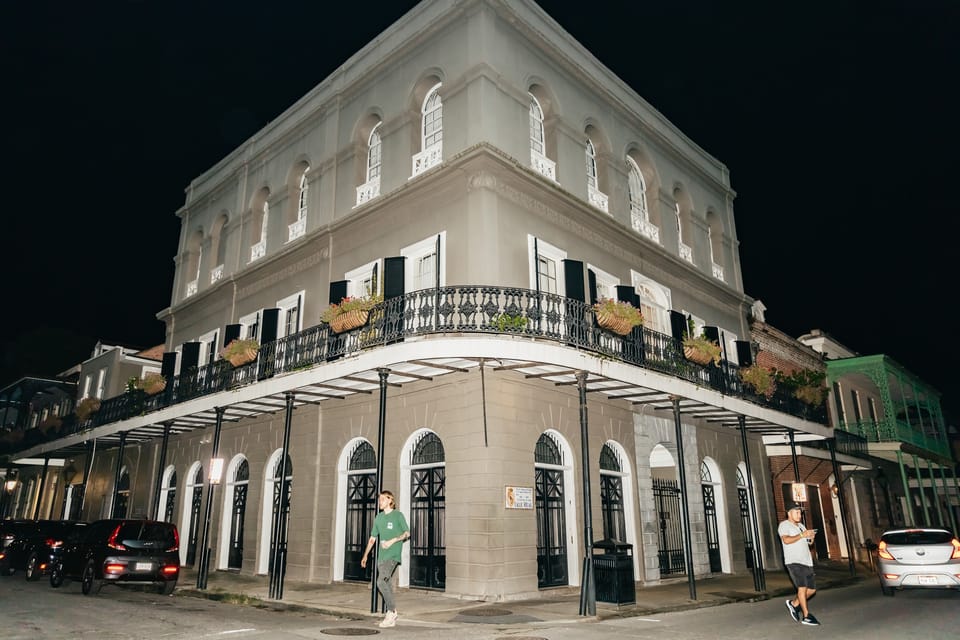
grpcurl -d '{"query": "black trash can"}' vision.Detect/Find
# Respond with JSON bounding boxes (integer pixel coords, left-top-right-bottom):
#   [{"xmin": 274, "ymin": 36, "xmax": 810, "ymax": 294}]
[{"xmin": 592, "ymin": 538, "xmax": 636, "ymax": 605}]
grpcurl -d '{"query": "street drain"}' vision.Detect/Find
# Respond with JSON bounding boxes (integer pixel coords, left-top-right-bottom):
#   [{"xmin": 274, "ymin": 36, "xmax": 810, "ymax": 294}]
[
  {"xmin": 460, "ymin": 606, "xmax": 514, "ymax": 617},
  {"xmin": 320, "ymin": 628, "xmax": 380, "ymax": 636}
]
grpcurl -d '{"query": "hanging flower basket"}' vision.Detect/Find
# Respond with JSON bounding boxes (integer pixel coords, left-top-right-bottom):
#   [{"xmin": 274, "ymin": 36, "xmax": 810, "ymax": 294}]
[
  {"xmin": 330, "ymin": 308, "xmax": 370, "ymax": 334},
  {"xmin": 682, "ymin": 334, "xmax": 722, "ymax": 366},
  {"xmin": 683, "ymin": 345, "xmax": 715, "ymax": 365},
  {"xmin": 140, "ymin": 373, "xmax": 167, "ymax": 396},
  {"xmin": 220, "ymin": 339, "xmax": 260, "ymax": 367},
  {"xmin": 592, "ymin": 298, "xmax": 643, "ymax": 336}
]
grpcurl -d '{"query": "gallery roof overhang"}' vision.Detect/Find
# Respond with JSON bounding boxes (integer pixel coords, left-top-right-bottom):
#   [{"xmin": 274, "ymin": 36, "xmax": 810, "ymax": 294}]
[{"xmin": 14, "ymin": 336, "xmax": 831, "ymax": 464}]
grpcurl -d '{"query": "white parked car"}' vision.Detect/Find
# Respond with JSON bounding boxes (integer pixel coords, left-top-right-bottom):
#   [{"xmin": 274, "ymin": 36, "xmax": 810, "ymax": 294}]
[{"xmin": 876, "ymin": 528, "xmax": 960, "ymax": 596}]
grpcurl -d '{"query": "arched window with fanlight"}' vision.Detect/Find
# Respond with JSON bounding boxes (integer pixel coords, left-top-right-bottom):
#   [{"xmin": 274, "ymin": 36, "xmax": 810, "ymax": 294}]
[
  {"xmin": 343, "ymin": 440, "xmax": 377, "ymax": 582},
  {"xmin": 412, "ymin": 83, "xmax": 443, "ymax": 177},
  {"xmin": 529, "ymin": 94, "xmax": 556, "ymax": 181},
  {"xmin": 357, "ymin": 123, "xmax": 382, "ymax": 206},
  {"xmin": 409, "ymin": 431, "xmax": 445, "ymax": 590}
]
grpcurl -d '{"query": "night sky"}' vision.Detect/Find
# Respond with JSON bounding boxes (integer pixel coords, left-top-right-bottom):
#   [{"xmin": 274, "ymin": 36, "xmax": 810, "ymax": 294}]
[{"xmin": 3, "ymin": 1, "xmax": 957, "ymax": 423}]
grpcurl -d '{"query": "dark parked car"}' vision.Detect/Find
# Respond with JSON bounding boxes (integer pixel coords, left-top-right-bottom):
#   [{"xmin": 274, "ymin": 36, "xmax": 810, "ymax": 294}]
[
  {"xmin": 0, "ymin": 520, "xmax": 86, "ymax": 580},
  {"xmin": 50, "ymin": 519, "xmax": 180, "ymax": 595},
  {"xmin": 1, "ymin": 519, "xmax": 37, "ymax": 551}
]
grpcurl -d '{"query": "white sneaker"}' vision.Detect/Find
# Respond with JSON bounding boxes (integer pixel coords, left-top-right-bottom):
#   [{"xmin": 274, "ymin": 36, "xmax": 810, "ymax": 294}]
[{"xmin": 378, "ymin": 610, "xmax": 398, "ymax": 628}]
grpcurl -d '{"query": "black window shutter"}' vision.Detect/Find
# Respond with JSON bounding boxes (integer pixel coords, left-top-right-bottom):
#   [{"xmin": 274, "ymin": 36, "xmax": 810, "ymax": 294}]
[
  {"xmin": 329, "ymin": 280, "xmax": 348, "ymax": 306},
  {"xmin": 587, "ymin": 269, "xmax": 598, "ymax": 305},
  {"xmin": 224, "ymin": 324, "xmax": 242, "ymax": 346},
  {"xmin": 735, "ymin": 340, "xmax": 753, "ymax": 366},
  {"xmin": 383, "ymin": 257, "xmax": 406, "ymax": 299},
  {"xmin": 261, "ymin": 308, "xmax": 280, "ymax": 343},
  {"xmin": 615, "ymin": 285, "xmax": 636, "ymax": 304},
  {"xmin": 669, "ymin": 310, "xmax": 688, "ymax": 341},
  {"xmin": 703, "ymin": 326, "xmax": 720, "ymax": 343},
  {"xmin": 161, "ymin": 352, "xmax": 178, "ymax": 377},
  {"xmin": 562, "ymin": 260, "xmax": 584, "ymax": 302},
  {"xmin": 180, "ymin": 342, "xmax": 201, "ymax": 371}
]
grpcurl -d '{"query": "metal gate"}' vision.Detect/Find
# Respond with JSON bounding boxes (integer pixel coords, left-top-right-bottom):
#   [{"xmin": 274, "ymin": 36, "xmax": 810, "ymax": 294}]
[
  {"xmin": 228, "ymin": 460, "xmax": 249, "ymax": 569},
  {"xmin": 737, "ymin": 483, "xmax": 755, "ymax": 570},
  {"xmin": 701, "ymin": 484, "xmax": 722, "ymax": 572},
  {"xmin": 599, "ymin": 444, "xmax": 627, "ymax": 542},
  {"xmin": 186, "ymin": 467, "xmax": 203, "ymax": 565},
  {"xmin": 653, "ymin": 477, "xmax": 685, "ymax": 576},
  {"xmin": 344, "ymin": 442, "xmax": 377, "ymax": 582},
  {"xmin": 409, "ymin": 433, "xmax": 445, "ymax": 590},
  {"xmin": 164, "ymin": 471, "xmax": 177, "ymax": 523},
  {"xmin": 536, "ymin": 467, "xmax": 567, "ymax": 587},
  {"xmin": 268, "ymin": 456, "xmax": 292, "ymax": 573}
]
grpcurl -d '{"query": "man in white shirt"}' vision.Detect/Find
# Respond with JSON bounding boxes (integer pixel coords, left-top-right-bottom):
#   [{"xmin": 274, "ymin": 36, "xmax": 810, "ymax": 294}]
[{"xmin": 778, "ymin": 503, "xmax": 819, "ymax": 626}]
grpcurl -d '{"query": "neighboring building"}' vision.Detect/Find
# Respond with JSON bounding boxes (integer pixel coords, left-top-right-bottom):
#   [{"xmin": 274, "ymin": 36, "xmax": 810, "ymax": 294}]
[
  {"xmin": 8, "ymin": 0, "xmax": 833, "ymax": 602},
  {"xmin": 798, "ymin": 329, "xmax": 959, "ymax": 544}
]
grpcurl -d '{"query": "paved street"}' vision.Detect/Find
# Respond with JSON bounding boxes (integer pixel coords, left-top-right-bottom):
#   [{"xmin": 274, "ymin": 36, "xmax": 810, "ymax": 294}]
[{"xmin": 2, "ymin": 575, "xmax": 959, "ymax": 640}]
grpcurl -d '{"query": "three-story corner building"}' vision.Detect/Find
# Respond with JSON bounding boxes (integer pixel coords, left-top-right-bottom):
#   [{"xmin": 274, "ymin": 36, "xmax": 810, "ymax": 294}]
[{"xmin": 7, "ymin": 0, "xmax": 833, "ymax": 601}]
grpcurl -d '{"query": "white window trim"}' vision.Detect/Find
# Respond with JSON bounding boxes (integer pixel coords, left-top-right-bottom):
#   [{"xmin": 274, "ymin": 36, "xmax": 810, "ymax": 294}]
[
  {"xmin": 631, "ymin": 271, "xmax": 672, "ymax": 335},
  {"xmin": 95, "ymin": 368, "xmax": 107, "ymax": 399},
  {"xmin": 401, "ymin": 232, "xmax": 446, "ymax": 293},
  {"xmin": 276, "ymin": 290, "xmax": 305, "ymax": 338},
  {"xmin": 239, "ymin": 310, "xmax": 262, "ymax": 341},
  {"xmin": 528, "ymin": 235, "xmax": 566, "ymax": 296},
  {"xmin": 717, "ymin": 326, "xmax": 738, "ymax": 365},
  {"xmin": 196, "ymin": 329, "xmax": 220, "ymax": 364},
  {"xmin": 345, "ymin": 260, "xmax": 382, "ymax": 298},
  {"xmin": 587, "ymin": 263, "xmax": 619, "ymax": 301}
]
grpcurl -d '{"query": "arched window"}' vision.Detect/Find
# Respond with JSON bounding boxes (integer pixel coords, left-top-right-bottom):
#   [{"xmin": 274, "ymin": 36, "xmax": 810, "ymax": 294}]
[
  {"xmin": 627, "ymin": 157, "xmax": 648, "ymax": 225},
  {"xmin": 297, "ymin": 169, "xmax": 309, "ymax": 222},
  {"xmin": 367, "ymin": 124, "xmax": 382, "ymax": 183},
  {"xmin": 585, "ymin": 139, "xmax": 598, "ymax": 189},
  {"xmin": 421, "ymin": 84, "xmax": 442, "ymax": 150},
  {"xmin": 529, "ymin": 95, "xmax": 546, "ymax": 156}
]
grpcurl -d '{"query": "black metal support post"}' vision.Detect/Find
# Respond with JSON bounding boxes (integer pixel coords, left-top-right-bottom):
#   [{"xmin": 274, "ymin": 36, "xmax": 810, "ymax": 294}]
[
  {"xmin": 152, "ymin": 423, "xmax": 172, "ymax": 520},
  {"xmin": 671, "ymin": 396, "xmax": 697, "ymax": 600},
  {"xmin": 576, "ymin": 371, "xmax": 596, "ymax": 616},
  {"xmin": 737, "ymin": 416, "xmax": 765, "ymax": 591},
  {"xmin": 77, "ymin": 440, "xmax": 95, "ymax": 517},
  {"xmin": 110, "ymin": 432, "xmax": 127, "ymax": 518},
  {"xmin": 788, "ymin": 429, "xmax": 800, "ymax": 483},
  {"xmin": 197, "ymin": 407, "xmax": 225, "ymax": 590},
  {"xmin": 269, "ymin": 392, "xmax": 295, "ymax": 600},
  {"xmin": 32, "ymin": 457, "xmax": 50, "ymax": 520},
  {"xmin": 826, "ymin": 438, "xmax": 856, "ymax": 576},
  {"xmin": 370, "ymin": 368, "xmax": 389, "ymax": 614}
]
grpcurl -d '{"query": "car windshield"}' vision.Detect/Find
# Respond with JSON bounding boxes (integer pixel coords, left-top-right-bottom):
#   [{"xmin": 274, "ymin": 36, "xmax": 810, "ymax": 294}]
[
  {"xmin": 881, "ymin": 530, "xmax": 954, "ymax": 545},
  {"xmin": 116, "ymin": 522, "xmax": 176, "ymax": 548}
]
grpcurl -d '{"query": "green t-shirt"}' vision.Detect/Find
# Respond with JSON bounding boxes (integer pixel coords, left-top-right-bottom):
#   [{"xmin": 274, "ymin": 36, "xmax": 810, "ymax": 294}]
[{"xmin": 370, "ymin": 509, "xmax": 409, "ymax": 564}]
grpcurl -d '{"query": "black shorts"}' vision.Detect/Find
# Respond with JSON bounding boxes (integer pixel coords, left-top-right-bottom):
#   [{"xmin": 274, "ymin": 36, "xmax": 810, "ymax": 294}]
[{"xmin": 786, "ymin": 563, "xmax": 816, "ymax": 589}]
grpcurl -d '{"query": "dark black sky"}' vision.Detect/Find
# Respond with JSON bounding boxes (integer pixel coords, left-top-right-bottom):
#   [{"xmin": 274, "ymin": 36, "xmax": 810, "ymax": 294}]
[{"xmin": 3, "ymin": 1, "xmax": 958, "ymax": 422}]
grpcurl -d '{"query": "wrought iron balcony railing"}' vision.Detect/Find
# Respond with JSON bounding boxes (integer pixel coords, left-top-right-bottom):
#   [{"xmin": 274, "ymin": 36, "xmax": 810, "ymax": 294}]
[{"xmin": 57, "ymin": 286, "xmax": 828, "ymax": 440}]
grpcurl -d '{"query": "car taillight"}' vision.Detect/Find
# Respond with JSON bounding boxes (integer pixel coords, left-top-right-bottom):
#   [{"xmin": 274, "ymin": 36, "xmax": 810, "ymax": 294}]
[
  {"xmin": 46, "ymin": 538, "xmax": 64, "ymax": 549},
  {"xmin": 166, "ymin": 528, "xmax": 180, "ymax": 553},
  {"xmin": 878, "ymin": 541, "xmax": 895, "ymax": 560},
  {"xmin": 107, "ymin": 524, "xmax": 127, "ymax": 551},
  {"xmin": 0, "ymin": 551, "xmax": 6, "ymax": 561},
  {"xmin": 105, "ymin": 563, "xmax": 126, "ymax": 574},
  {"xmin": 951, "ymin": 539, "xmax": 960, "ymax": 560},
  {"xmin": 161, "ymin": 565, "xmax": 179, "ymax": 575}
]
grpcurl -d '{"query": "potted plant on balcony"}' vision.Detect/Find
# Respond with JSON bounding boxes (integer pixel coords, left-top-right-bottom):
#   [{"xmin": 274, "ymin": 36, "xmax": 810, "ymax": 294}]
[
  {"xmin": 682, "ymin": 332, "xmax": 722, "ymax": 366},
  {"xmin": 75, "ymin": 397, "xmax": 101, "ymax": 423},
  {"xmin": 776, "ymin": 368, "xmax": 827, "ymax": 407},
  {"xmin": 739, "ymin": 365, "xmax": 776, "ymax": 397},
  {"xmin": 322, "ymin": 294, "xmax": 383, "ymax": 334},
  {"xmin": 137, "ymin": 372, "xmax": 167, "ymax": 396},
  {"xmin": 592, "ymin": 298, "xmax": 643, "ymax": 336},
  {"xmin": 493, "ymin": 312, "xmax": 528, "ymax": 332},
  {"xmin": 220, "ymin": 338, "xmax": 260, "ymax": 367}
]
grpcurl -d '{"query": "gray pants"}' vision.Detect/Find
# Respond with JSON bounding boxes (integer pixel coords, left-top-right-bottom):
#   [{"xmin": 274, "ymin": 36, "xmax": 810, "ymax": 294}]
[{"xmin": 377, "ymin": 559, "xmax": 400, "ymax": 612}]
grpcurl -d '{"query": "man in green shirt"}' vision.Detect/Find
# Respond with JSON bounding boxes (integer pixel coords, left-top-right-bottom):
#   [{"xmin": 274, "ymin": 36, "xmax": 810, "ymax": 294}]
[{"xmin": 361, "ymin": 490, "xmax": 410, "ymax": 628}]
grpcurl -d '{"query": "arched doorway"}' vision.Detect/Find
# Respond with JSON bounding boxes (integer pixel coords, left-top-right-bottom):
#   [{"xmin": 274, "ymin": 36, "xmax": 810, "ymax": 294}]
[
  {"xmin": 159, "ymin": 466, "xmax": 177, "ymax": 522},
  {"xmin": 342, "ymin": 440, "xmax": 377, "ymax": 582},
  {"xmin": 700, "ymin": 458, "xmax": 726, "ymax": 573},
  {"xmin": 736, "ymin": 465, "xmax": 757, "ymax": 571},
  {"xmin": 181, "ymin": 462, "xmax": 203, "ymax": 566},
  {"xmin": 408, "ymin": 432, "xmax": 445, "ymax": 590},
  {"xmin": 599, "ymin": 440, "xmax": 640, "ymax": 577},
  {"xmin": 535, "ymin": 431, "xmax": 577, "ymax": 588},
  {"xmin": 258, "ymin": 450, "xmax": 293, "ymax": 574},
  {"xmin": 219, "ymin": 456, "xmax": 249, "ymax": 570}
]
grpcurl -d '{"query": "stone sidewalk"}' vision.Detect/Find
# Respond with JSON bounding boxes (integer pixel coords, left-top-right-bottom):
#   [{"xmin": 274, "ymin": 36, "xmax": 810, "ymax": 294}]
[{"xmin": 176, "ymin": 560, "xmax": 867, "ymax": 627}]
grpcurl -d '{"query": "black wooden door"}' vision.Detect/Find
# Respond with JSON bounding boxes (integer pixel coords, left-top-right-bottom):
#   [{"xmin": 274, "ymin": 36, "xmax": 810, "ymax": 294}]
[
  {"xmin": 738, "ymin": 486, "xmax": 755, "ymax": 570},
  {"xmin": 409, "ymin": 466, "xmax": 445, "ymax": 589},
  {"xmin": 228, "ymin": 460, "xmax": 249, "ymax": 569},
  {"xmin": 701, "ymin": 484, "xmax": 722, "ymax": 572},
  {"xmin": 344, "ymin": 473, "xmax": 376, "ymax": 581},
  {"xmin": 536, "ymin": 467, "xmax": 567, "ymax": 587},
  {"xmin": 186, "ymin": 473, "xmax": 203, "ymax": 565}
]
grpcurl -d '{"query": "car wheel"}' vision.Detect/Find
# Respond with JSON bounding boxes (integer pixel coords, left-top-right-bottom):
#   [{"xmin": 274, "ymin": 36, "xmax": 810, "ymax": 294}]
[
  {"xmin": 159, "ymin": 580, "xmax": 177, "ymax": 596},
  {"xmin": 880, "ymin": 583, "xmax": 895, "ymax": 597},
  {"xmin": 25, "ymin": 553, "xmax": 41, "ymax": 581},
  {"xmin": 81, "ymin": 560, "xmax": 102, "ymax": 596},
  {"xmin": 50, "ymin": 564, "xmax": 65, "ymax": 588}
]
